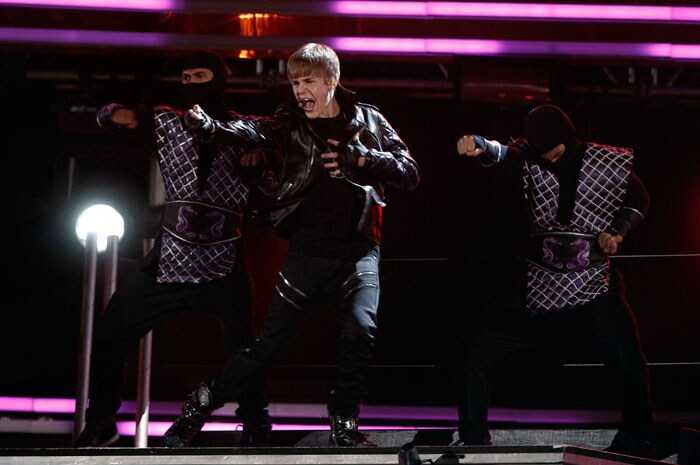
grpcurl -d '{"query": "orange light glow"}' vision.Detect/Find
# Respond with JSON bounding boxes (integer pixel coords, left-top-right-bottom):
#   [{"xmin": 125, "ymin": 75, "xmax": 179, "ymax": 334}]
[{"xmin": 239, "ymin": 13, "xmax": 272, "ymax": 37}]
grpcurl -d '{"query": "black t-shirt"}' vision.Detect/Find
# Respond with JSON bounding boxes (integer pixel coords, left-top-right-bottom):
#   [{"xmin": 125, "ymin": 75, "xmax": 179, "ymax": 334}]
[{"xmin": 289, "ymin": 112, "xmax": 373, "ymax": 257}]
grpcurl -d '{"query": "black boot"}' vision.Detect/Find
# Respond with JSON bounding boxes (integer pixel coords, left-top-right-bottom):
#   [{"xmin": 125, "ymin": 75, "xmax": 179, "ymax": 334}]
[
  {"xmin": 328, "ymin": 413, "xmax": 376, "ymax": 447},
  {"xmin": 238, "ymin": 416, "xmax": 272, "ymax": 447},
  {"xmin": 73, "ymin": 416, "xmax": 119, "ymax": 447},
  {"xmin": 163, "ymin": 382, "xmax": 221, "ymax": 448},
  {"xmin": 605, "ymin": 430, "xmax": 660, "ymax": 459}
]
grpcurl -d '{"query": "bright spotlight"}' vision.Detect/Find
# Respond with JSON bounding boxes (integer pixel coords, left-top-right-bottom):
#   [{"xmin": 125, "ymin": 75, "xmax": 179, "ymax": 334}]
[{"xmin": 75, "ymin": 204, "xmax": 125, "ymax": 252}]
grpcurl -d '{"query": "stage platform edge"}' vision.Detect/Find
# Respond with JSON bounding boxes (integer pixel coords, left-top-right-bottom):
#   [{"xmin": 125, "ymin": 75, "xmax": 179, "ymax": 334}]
[{"xmin": 0, "ymin": 428, "xmax": 685, "ymax": 465}]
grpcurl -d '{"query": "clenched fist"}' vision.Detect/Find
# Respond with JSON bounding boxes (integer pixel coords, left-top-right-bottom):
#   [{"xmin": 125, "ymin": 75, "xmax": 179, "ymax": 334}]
[
  {"xmin": 184, "ymin": 104, "xmax": 215, "ymax": 134},
  {"xmin": 456, "ymin": 135, "xmax": 484, "ymax": 157}
]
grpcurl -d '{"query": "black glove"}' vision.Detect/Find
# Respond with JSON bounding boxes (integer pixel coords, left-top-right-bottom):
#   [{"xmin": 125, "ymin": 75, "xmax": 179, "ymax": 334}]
[
  {"xmin": 184, "ymin": 107, "xmax": 215, "ymax": 136},
  {"xmin": 335, "ymin": 140, "xmax": 368, "ymax": 171}
]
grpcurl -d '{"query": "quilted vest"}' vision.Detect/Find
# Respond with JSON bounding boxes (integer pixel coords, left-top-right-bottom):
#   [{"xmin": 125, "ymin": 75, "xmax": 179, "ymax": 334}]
[
  {"xmin": 153, "ymin": 106, "xmax": 249, "ymax": 283},
  {"xmin": 524, "ymin": 143, "xmax": 633, "ymax": 312}
]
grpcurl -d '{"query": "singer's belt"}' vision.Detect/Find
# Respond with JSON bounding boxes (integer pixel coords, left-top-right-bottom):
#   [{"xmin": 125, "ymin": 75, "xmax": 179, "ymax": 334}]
[
  {"xmin": 528, "ymin": 232, "xmax": 606, "ymax": 272},
  {"xmin": 162, "ymin": 201, "xmax": 242, "ymax": 245}
]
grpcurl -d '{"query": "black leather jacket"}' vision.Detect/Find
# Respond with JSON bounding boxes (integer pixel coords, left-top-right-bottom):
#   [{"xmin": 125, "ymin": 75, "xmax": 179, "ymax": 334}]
[{"xmin": 205, "ymin": 86, "xmax": 420, "ymax": 243}]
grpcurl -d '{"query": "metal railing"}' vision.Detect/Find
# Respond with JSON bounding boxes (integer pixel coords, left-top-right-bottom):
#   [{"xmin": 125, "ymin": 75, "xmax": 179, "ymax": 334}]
[{"xmin": 74, "ymin": 234, "xmax": 155, "ymax": 448}]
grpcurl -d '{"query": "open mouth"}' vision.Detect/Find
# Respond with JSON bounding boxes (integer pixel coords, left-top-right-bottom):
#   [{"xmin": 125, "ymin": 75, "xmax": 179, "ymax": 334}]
[{"xmin": 298, "ymin": 98, "xmax": 315, "ymax": 111}]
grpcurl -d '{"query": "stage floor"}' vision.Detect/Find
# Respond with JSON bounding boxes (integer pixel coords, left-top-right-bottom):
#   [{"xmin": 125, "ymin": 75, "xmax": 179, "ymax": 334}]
[
  {"xmin": 0, "ymin": 427, "xmax": 689, "ymax": 465},
  {"xmin": 1, "ymin": 398, "xmax": 695, "ymax": 464}
]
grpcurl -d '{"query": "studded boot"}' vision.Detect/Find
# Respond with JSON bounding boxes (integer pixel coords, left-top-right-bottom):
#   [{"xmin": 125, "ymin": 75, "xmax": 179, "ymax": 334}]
[
  {"xmin": 163, "ymin": 382, "xmax": 222, "ymax": 448},
  {"xmin": 328, "ymin": 413, "xmax": 376, "ymax": 447},
  {"xmin": 238, "ymin": 416, "xmax": 272, "ymax": 447}
]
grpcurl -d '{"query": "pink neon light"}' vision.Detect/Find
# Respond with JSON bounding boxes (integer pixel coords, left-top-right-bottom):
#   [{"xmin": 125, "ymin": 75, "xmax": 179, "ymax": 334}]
[
  {"xmin": 331, "ymin": 1, "xmax": 428, "ymax": 16},
  {"xmin": 0, "ymin": 396, "xmax": 35, "ymax": 412},
  {"xmin": 332, "ymin": 37, "xmax": 429, "ymax": 53},
  {"xmin": 0, "ymin": 27, "xmax": 174, "ymax": 46},
  {"xmin": 0, "ymin": 0, "xmax": 176, "ymax": 10},
  {"xmin": 673, "ymin": 44, "xmax": 700, "ymax": 59},
  {"xmin": 116, "ymin": 422, "xmax": 320, "ymax": 436},
  {"xmin": 425, "ymin": 39, "xmax": 505, "ymax": 55},
  {"xmin": 327, "ymin": 36, "xmax": 698, "ymax": 61},
  {"xmin": 1, "ymin": 27, "xmax": 698, "ymax": 61},
  {"xmin": 331, "ymin": 2, "xmax": 700, "ymax": 23},
  {"xmin": 427, "ymin": 2, "xmax": 669, "ymax": 21},
  {"xmin": 1, "ymin": 1, "xmax": 700, "ymax": 23},
  {"xmin": 0, "ymin": 396, "xmax": 455, "ymax": 420},
  {"xmin": 3, "ymin": 396, "xmax": 654, "ymax": 431},
  {"xmin": 33, "ymin": 397, "xmax": 77, "ymax": 413},
  {"xmin": 117, "ymin": 422, "xmax": 433, "ymax": 436},
  {"xmin": 675, "ymin": 7, "xmax": 700, "ymax": 22}
]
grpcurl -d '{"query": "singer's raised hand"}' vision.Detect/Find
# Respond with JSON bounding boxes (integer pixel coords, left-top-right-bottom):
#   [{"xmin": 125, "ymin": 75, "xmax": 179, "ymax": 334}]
[
  {"xmin": 322, "ymin": 139, "xmax": 341, "ymax": 177},
  {"xmin": 328, "ymin": 132, "xmax": 368, "ymax": 173}
]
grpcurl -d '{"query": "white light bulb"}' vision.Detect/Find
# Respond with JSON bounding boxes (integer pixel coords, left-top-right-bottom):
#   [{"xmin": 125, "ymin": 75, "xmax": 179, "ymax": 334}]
[{"xmin": 75, "ymin": 204, "xmax": 125, "ymax": 252}]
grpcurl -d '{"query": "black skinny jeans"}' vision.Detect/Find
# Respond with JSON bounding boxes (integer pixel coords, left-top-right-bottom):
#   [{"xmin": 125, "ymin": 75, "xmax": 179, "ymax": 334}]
[{"xmin": 210, "ymin": 246, "xmax": 381, "ymax": 419}]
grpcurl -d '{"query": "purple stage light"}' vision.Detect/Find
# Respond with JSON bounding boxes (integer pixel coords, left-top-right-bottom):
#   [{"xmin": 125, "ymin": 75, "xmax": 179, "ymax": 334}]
[
  {"xmin": 330, "ymin": 2, "xmax": 700, "ymax": 23},
  {"xmin": 331, "ymin": 37, "xmax": 430, "ymax": 53},
  {"xmin": 1, "ymin": 1, "xmax": 700, "ymax": 23},
  {"xmin": 673, "ymin": 44, "xmax": 700, "ymax": 59},
  {"xmin": 0, "ymin": 396, "xmax": 35, "ymax": 412},
  {"xmin": 2, "ymin": 27, "xmax": 699, "ymax": 61},
  {"xmin": 0, "ymin": 395, "xmax": 627, "ymax": 426},
  {"xmin": 331, "ymin": 1, "xmax": 428, "ymax": 16},
  {"xmin": 0, "ymin": 0, "xmax": 177, "ymax": 11},
  {"xmin": 118, "ymin": 422, "xmax": 435, "ymax": 436},
  {"xmin": 329, "ymin": 37, "xmax": 700, "ymax": 61},
  {"xmin": 0, "ymin": 27, "xmax": 173, "ymax": 46}
]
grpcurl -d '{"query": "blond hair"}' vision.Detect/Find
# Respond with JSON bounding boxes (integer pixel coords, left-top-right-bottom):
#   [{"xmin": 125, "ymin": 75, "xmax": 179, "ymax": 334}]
[{"xmin": 287, "ymin": 43, "xmax": 340, "ymax": 84}]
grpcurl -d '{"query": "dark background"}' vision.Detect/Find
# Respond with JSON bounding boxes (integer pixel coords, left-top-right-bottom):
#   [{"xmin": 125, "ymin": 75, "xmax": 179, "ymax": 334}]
[{"xmin": 1, "ymin": 3, "xmax": 699, "ymax": 421}]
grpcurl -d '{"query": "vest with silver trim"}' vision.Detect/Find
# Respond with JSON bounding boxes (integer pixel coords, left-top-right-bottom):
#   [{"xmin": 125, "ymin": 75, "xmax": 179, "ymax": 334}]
[
  {"xmin": 524, "ymin": 143, "xmax": 633, "ymax": 312},
  {"xmin": 154, "ymin": 106, "xmax": 249, "ymax": 283}
]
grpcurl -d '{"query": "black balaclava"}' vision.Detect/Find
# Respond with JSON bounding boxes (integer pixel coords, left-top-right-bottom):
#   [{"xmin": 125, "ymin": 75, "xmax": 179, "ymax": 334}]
[
  {"xmin": 182, "ymin": 50, "xmax": 229, "ymax": 121},
  {"xmin": 524, "ymin": 104, "xmax": 584, "ymax": 222},
  {"xmin": 182, "ymin": 50, "xmax": 229, "ymax": 190},
  {"xmin": 524, "ymin": 104, "xmax": 582, "ymax": 175}
]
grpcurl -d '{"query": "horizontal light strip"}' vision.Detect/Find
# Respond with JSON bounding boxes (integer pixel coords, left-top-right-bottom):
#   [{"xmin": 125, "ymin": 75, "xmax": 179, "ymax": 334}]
[
  {"xmin": 0, "ymin": 419, "xmax": 430, "ymax": 436},
  {"xmin": 0, "ymin": 396, "xmax": 642, "ymax": 426},
  {"xmin": 0, "ymin": 397, "xmax": 460, "ymax": 421},
  {"xmin": 0, "ymin": 0, "xmax": 179, "ymax": 10},
  {"xmin": 0, "ymin": 27, "xmax": 172, "ymax": 46},
  {"xmin": 329, "ymin": 37, "xmax": 700, "ymax": 60},
  {"xmin": 332, "ymin": 2, "xmax": 700, "ymax": 22},
  {"xmin": 0, "ymin": 0, "xmax": 699, "ymax": 24},
  {"xmin": 2, "ymin": 28, "xmax": 700, "ymax": 61},
  {"xmin": 119, "ymin": 422, "xmax": 431, "ymax": 435}
]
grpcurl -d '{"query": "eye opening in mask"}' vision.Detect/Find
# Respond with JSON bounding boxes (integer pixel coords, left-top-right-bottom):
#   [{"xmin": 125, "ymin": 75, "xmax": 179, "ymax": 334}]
[
  {"xmin": 181, "ymin": 68, "xmax": 214, "ymax": 85},
  {"xmin": 538, "ymin": 144, "xmax": 566, "ymax": 163}
]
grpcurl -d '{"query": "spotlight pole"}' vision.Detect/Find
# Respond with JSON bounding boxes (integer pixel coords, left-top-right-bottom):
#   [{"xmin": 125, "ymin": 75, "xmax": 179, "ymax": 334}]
[
  {"xmin": 103, "ymin": 235, "xmax": 119, "ymax": 309},
  {"xmin": 73, "ymin": 231, "xmax": 98, "ymax": 443},
  {"xmin": 134, "ymin": 238, "xmax": 155, "ymax": 448},
  {"xmin": 73, "ymin": 233, "xmax": 119, "ymax": 444}
]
